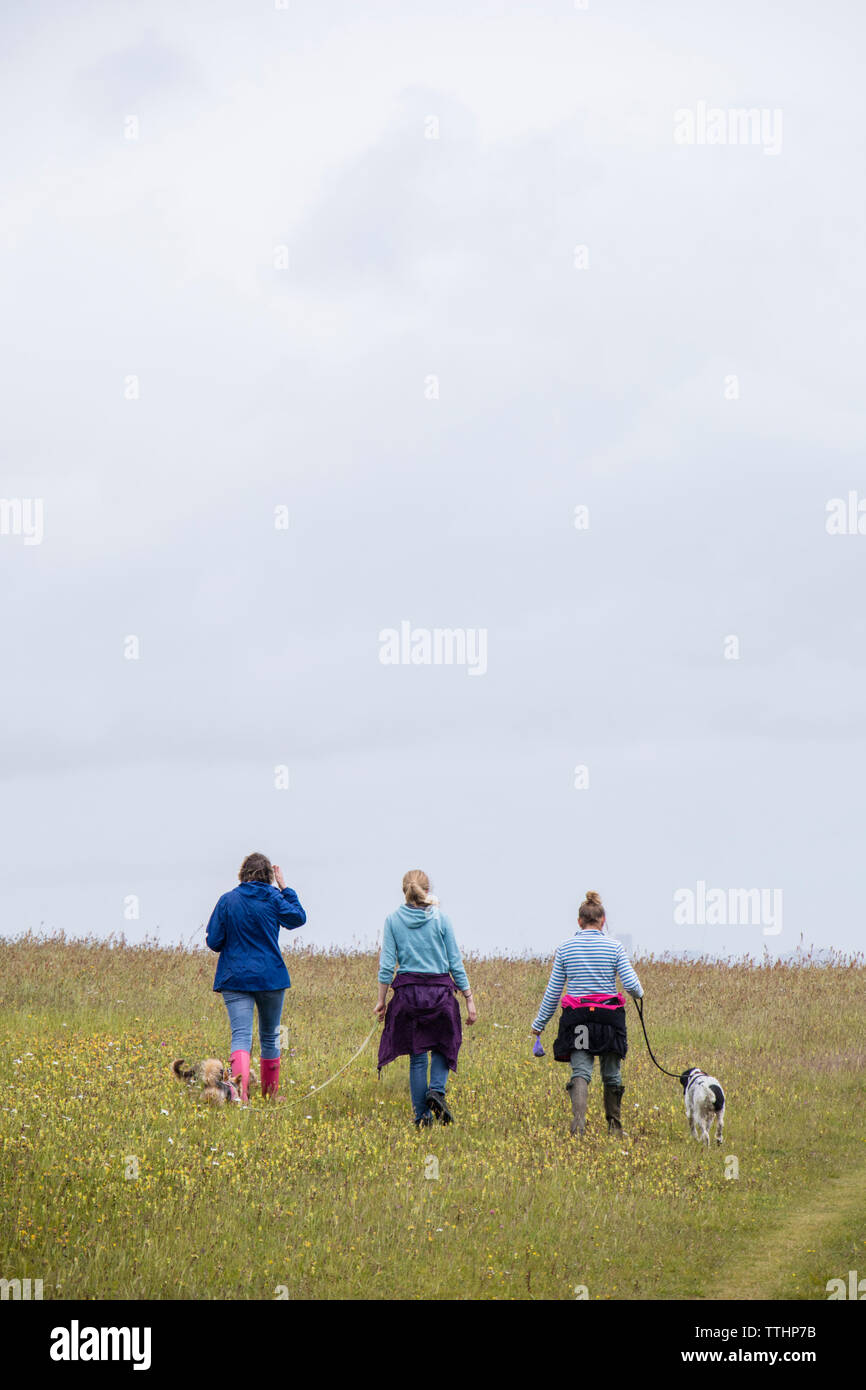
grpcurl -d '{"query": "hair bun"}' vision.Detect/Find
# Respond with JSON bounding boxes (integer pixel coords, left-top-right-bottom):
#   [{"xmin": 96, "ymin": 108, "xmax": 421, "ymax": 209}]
[{"xmin": 585, "ymin": 890, "xmax": 602, "ymax": 905}]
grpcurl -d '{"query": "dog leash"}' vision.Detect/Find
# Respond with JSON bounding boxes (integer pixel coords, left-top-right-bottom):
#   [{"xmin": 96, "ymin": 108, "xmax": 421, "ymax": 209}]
[
  {"xmin": 281, "ymin": 1021, "xmax": 380, "ymax": 1105},
  {"xmin": 632, "ymin": 997, "xmax": 682, "ymax": 1079}
]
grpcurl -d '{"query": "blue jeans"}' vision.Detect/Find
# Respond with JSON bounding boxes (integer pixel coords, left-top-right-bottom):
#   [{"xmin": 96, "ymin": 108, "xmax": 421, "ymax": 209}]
[
  {"xmin": 222, "ymin": 989, "xmax": 286, "ymax": 1059},
  {"xmin": 409, "ymin": 1050, "xmax": 449, "ymax": 1122}
]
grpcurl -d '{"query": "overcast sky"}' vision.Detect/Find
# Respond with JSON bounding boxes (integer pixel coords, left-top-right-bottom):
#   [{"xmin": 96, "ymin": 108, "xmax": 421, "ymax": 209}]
[{"xmin": 2, "ymin": 1, "xmax": 864, "ymax": 964}]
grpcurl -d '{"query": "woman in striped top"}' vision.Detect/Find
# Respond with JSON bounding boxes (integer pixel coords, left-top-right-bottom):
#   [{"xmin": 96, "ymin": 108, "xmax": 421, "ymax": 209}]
[{"xmin": 531, "ymin": 890, "xmax": 643, "ymax": 1139}]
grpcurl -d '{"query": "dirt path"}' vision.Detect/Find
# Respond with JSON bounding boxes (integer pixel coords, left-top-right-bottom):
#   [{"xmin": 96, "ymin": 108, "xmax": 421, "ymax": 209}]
[{"xmin": 709, "ymin": 1162, "xmax": 866, "ymax": 1300}]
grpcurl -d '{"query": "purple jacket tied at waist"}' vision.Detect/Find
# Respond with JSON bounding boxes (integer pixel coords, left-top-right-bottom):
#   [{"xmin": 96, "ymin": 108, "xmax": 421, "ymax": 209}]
[{"xmin": 377, "ymin": 972, "xmax": 463, "ymax": 1074}]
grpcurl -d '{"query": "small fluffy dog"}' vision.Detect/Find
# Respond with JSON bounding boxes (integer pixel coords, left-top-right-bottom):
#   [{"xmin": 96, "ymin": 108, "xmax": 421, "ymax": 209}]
[
  {"xmin": 172, "ymin": 1057, "xmax": 241, "ymax": 1106},
  {"xmin": 679, "ymin": 1067, "xmax": 726, "ymax": 1147}
]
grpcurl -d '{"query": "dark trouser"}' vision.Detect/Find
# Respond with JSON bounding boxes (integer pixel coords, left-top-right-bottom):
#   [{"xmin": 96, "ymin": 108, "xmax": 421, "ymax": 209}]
[{"xmin": 569, "ymin": 1049, "xmax": 622, "ymax": 1086}]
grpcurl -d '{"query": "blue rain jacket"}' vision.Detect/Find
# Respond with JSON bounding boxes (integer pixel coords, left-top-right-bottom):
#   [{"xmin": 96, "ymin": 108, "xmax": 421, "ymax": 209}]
[{"xmin": 206, "ymin": 881, "xmax": 306, "ymax": 992}]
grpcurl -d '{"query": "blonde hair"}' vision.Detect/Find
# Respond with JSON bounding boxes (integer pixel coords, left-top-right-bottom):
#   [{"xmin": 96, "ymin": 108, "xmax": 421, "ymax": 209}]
[
  {"xmin": 402, "ymin": 869, "xmax": 438, "ymax": 908},
  {"xmin": 578, "ymin": 889, "xmax": 605, "ymax": 927}
]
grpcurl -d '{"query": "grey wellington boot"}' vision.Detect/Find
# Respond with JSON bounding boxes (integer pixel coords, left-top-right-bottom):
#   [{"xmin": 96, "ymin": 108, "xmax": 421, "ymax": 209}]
[
  {"xmin": 603, "ymin": 1083, "xmax": 628, "ymax": 1140},
  {"xmin": 566, "ymin": 1077, "xmax": 588, "ymax": 1136}
]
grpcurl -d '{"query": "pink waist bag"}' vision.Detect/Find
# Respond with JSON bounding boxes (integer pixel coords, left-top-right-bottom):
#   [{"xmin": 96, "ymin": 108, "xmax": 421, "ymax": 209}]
[{"xmin": 560, "ymin": 990, "xmax": 625, "ymax": 1011}]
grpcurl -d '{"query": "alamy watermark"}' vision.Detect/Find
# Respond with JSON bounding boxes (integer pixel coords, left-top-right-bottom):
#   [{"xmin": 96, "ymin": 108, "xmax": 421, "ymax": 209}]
[
  {"xmin": 1, "ymin": 1277, "xmax": 43, "ymax": 1300},
  {"xmin": 826, "ymin": 492, "xmax": 866, "ymax": 535},
  {"xmin": 0, "ymin": 498, "xmax": 43, "ymax": 545},
  {"xmin": 674, "ymin": 102, "xmax": 783, "ymax": 156},
  {"xmin": 50, "ymin": 1321, "xmax": 151, "ymax": 1370},
  {"xmin": 826, "ymin": 1270, "xmax": 866, "ymax": 1299},
  {"xmin": 379, "ymin": 622, "xmax": 487, "ymax": 676},
  {"xmin": 673, "ymin": 880, "xmax": 782, "ymax": 936}
]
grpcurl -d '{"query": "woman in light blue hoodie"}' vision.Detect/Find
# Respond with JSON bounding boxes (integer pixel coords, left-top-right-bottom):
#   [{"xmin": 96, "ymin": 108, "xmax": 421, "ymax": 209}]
[{"xmin": 376, "ymin": 870, "xmax": 477, "ymax": 1126}]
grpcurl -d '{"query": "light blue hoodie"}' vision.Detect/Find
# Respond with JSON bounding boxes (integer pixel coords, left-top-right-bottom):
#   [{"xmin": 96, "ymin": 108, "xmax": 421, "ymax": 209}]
[{"xmin": 378, "ymin": 904, "xmax": 470, "ymax": 990}]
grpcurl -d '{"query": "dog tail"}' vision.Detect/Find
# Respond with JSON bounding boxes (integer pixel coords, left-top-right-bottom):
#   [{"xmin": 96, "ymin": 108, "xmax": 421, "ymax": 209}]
[
  {"xmin": 172, "ymin": 1058, "xmax": 192, "ymax": 1080},
  {"xmin": 709, "ymin": 1083, "xmax": 724, "ymax": 1112}
]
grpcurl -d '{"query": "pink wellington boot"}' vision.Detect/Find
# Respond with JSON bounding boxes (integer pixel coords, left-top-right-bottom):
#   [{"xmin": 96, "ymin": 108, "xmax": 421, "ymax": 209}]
[
  {"xmin": 230, "ymin": 1050, "xmax": 251, "ymax": 1103},
  {"xmin": 260, "ymin": 1057, "xmax": 280, "ymax": 1099}
]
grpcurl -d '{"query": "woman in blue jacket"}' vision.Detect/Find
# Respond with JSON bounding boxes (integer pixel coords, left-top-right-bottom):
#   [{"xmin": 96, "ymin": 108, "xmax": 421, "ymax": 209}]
[
  {"xmin": 206, "ymin": 852, "xmax": 306, "ymax": 1102},
  {"xmin": 376, "ymin": 870, "xmax": 477, "ymax": 1127}
]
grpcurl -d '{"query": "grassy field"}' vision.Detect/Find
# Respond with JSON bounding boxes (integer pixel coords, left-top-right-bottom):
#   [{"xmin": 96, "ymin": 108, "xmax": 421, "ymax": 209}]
[{"xmin": 1, "ymin": 935, "xmax": 864, "ymax": 1301}]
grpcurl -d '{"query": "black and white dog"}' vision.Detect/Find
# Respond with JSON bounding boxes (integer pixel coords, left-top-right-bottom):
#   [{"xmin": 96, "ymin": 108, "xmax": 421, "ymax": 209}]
[{"xmin": 679, "ymin": 1068, "xmax": 725, "ymax": 1147}]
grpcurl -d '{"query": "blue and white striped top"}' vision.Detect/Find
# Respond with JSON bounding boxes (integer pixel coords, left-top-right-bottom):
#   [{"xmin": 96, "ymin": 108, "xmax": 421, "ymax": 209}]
[{"xmin": 532, "ymin": 929, "xmax": 643, "ymax": 1033}]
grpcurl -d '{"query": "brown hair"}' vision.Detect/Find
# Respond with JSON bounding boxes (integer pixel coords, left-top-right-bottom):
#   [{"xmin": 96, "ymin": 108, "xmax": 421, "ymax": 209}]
[
  {"xmin": 578, "ymin": 889, "xmax": 605, "ymax": 927},
  {"xmin": 402, "ymin": 869, "xmax": 437, "ymax": 908},
  {"xmin": 239, "ymin": 852, "xmax": 273, "ymax": 884}
]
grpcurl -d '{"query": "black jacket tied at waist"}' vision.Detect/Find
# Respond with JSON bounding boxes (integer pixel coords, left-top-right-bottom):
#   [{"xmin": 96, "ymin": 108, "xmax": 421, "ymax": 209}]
[{"xmin": 552, "ymin": 998, "xmax": 628, "ymax": 1062}]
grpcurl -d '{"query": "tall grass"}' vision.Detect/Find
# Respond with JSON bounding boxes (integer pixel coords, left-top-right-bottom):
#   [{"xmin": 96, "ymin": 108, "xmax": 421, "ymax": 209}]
[{"xmin": 1, "ymin": 934, "xmax": 864, "ymax": 1300}]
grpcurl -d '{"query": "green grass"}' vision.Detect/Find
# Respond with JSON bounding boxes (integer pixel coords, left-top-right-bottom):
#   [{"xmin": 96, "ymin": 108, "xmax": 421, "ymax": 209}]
[{"xmin": 1, "ymin": 935, "xmax": 864, "ymax": 1300}]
